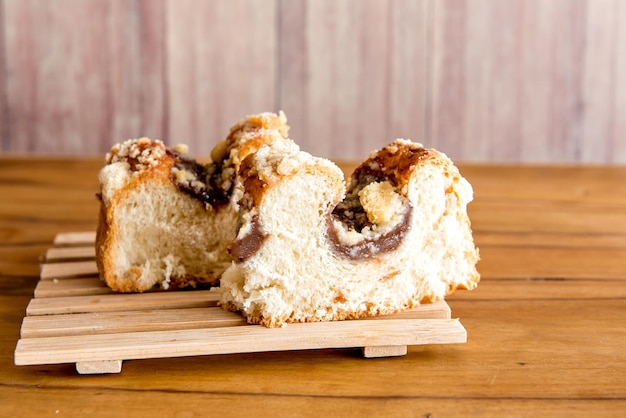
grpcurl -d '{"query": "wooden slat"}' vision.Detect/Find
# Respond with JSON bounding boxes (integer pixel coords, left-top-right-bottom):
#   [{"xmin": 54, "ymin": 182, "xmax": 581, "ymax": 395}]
[
  {"xmin": 46, "ymin": 246, "xmax": 95, "ymax": 261},
  {"xmin": 34, "ymin": 277, "xmax": 111, "ymax": 298},
  {"xmin": 14, "ymin": 318, "xmax": 467, "ymax": 366},
  {"xmin": 25, "ymin": 290, "xmax": 221, "ymax": 316},
  {"xmin": 33, "ymin": 276, "xmax": 223, "ymax": 299},
  {"xmin": 40, "ymin": 260, "xmax": 98, "ymax": 279},
  {"xmin": 370, "ymin": 300, "xmax": 450, "ymax": 320},
  {"xmin": 53, "ymin": 232, "xmax": 96, "ymax": 246},
  {"xmin": 20, "ymin": 307, "xmax": 247, "ymax": 338}
]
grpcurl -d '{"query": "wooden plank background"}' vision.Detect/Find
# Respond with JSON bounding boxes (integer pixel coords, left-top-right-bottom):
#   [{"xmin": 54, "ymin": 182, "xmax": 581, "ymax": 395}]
[{"xmin": 0, "ymin": 0, "xmax": 624, "ymax": 163}]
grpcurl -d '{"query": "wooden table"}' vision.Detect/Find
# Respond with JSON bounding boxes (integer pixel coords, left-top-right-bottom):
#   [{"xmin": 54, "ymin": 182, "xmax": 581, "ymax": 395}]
[{"xmin": 1, "ymin": 157, "xmax": 625, "ymax": 416}]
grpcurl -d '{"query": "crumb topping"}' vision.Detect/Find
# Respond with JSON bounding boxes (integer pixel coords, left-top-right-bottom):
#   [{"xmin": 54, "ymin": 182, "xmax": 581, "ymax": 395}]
[
  {"xmin": 173, "ymin": 143, "xmax": 189, "ymax": 154},
  {"xmin": 167, "ymin": 149, "xmax": 230, "ymax": 209},
  {"xmin": 172, "ymin": 165, "xmax": 206, "ymax": 191},
  {"xmin": 106, "ymin": 138, "xmax": 168, "ymax": 171},
  {"xmin": 358, "ymin": 181, "xmax": 404, "ymax": 225},
  {"xmin": 103, "ymin": 112, "xmax": 292, "ymax": 211},
  {"xmin": 206, "ymin": 111, "xmax": 291, "ymax": 206}
]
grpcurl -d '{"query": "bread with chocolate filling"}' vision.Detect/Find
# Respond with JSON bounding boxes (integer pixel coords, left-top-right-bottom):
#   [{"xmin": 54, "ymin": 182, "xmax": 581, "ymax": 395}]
[
  {"xmin": 96, "ymin": 112, "xmax": 290, "ymax": 292},
  {"xmin": 219, "ymin": 139, "xmax": 480, "ymax": 327}
]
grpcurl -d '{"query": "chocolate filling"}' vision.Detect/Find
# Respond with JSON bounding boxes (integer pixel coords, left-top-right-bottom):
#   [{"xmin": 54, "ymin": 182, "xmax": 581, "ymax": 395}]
[
  {"xmin": 331, "ymin": 168, "xmax": 387, "ymax": 232},
  {"xmin": 228, "ymin": 215, "xmax": 268, "ymax": 262},
  {"xmin": 327, "ymin": 143, "xmax": 427, "ymax": 259},
  {"xmin": 167, "ymin": 150, "xmax": 233, "ymax": 208},
  {"xmin": 326, "ymin": 206, "xmax": 413, "ymax": 259}
]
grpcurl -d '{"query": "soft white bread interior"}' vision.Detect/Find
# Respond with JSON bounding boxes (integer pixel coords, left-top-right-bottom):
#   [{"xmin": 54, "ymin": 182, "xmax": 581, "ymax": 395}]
[
  {"xmin": 220, "ymin": 139, "xmax": 480, "ymax": 327},
  {"xmin": 96, "ymin": 112, "xmax": 290, "ymax": 292}
]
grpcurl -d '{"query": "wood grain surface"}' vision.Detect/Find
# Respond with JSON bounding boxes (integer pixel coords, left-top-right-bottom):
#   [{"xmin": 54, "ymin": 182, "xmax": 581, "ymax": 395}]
[
  {"xmin": 1, "ymin": 0, "xmax": 625, "ymax": 163},
  {"xmin": 1, "ymin": 156, "xmax": 625, "ymax": 416}
]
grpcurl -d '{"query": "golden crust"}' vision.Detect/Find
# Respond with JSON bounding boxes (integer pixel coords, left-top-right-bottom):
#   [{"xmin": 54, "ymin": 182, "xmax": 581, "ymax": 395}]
[{"xmin": 357, "ymin": 139, "xmax": 433, "ymax": 185}]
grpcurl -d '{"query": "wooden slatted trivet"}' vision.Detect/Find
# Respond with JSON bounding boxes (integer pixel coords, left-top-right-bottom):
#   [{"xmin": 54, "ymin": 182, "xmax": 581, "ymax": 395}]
[{"xmin": 15, "ymin": 232, "xmax": 467, "ymax": 374}]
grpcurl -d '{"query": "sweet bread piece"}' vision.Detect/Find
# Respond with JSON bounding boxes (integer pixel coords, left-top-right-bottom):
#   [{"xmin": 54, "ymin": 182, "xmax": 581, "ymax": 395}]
[
  {"xmin": 96, "ymin": 138, "xmax": 232, "ymax": 292},
  {"xmin": 220, "ymin": 139, "xmax": 480, "ymax": 327},
  {"xmin": 96, "ymin": 112, "xmax": 290, "ymax": 292}
]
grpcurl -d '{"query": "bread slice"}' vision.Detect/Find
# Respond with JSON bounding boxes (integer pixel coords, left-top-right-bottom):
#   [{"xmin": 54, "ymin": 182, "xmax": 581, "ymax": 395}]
[
  {"xmin": 219, "ymin": 139, "xmax": 480, "ymax": 327},
  {"xmin": 96, "ymin": 138, "xmax": 230, "ymax": 292},
  {"xmin": 96, "ymin": 112, "xmax": 290, "ymax": 292}
]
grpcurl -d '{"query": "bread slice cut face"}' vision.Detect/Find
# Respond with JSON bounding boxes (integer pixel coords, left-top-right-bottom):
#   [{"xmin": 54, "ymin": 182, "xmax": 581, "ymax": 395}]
[
  {"xmin": 96, "ymin": 139, "xmax": 235, "ymax": 292},
  {"xmin": 220, "ymin": 139, "xmax": 480, "ymax": 327}
]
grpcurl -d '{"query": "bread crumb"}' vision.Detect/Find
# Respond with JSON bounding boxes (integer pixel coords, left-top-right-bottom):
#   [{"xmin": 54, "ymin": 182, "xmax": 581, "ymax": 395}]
[
  {"xmin": 174, "ymin": 144, "xmax": 189, "ymax": 154},
  {"xmin": 359, "ymin": 181, "xmax": 404, "ymax": 225},
  {"xmin": 106, "ymin": 138, "xmax": 166, "ymax": 171}
]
